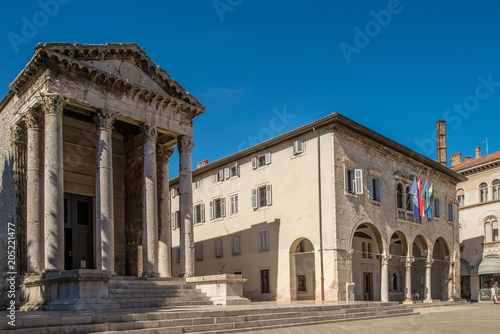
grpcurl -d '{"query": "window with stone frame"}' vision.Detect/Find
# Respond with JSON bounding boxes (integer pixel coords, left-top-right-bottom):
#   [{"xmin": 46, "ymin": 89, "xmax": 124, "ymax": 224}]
[
  {"xmin": 193, "ymin": 203, "xmax": 205, "ymax": 224},
  {"xmin": 214, "ymin": 239, "xmax": 223, "ymax": 258},
  {"xmin": 251, "ymin": 185, "xmax": 272, "ymax": 209},
  {"xmin": 224, "ymin": 162, "xmax": 240, "ymax": 180},
  {"xmin": 485, "ymin": 219, "xmax": 499, "ymax": 243},
  {"xmin": 252, "ymin": 152, "xmax": 271, "ymax": 169},
  {"xmin": 209, "ymin": 197, "xmax": 226, "ymax": 220},
  {"xmin": 367, "ymin": 174, "xmax": 383, "ymax": 202},
  {"xmin": 480, "ymin": 182, "xmax": 489, "ymax": 202},
  {"xmin": 396, "ymin": 183, "xmax": 404, "ymax": 209},
  {"xmin": 446, "ymin": 201, "xmax": 456, "ymax": 222},
  {"xmin": 493, "ymin": 180, "xmax": 500, "ymax": 200},
  {"xmin": 434, "ymin": 198, "xmax": 441, "ymax": 218},
  {"xmin": 229, "ymin": 192, "xmax": 240, "ymax": 215},
  {"xmin": 195, "ymin": 243, "xmax": 204, "ymax": 261},
  {"xmin": 457, "ymin": 189, "xmax": 465, "ymax": 207},
  {"xmin": 258, "ymin": 229, "xmax": 269, "ymax": 252},
  {"xmin": 194, "ymin": 179, "xmax": 202, "ymax": 190},
  {"xmin": 405, "ymin": 186, "xmax": 413, "ymax": 211},
  {"xmin": 232, "ymin": 235, "xmax": 241, "ymax": 255},
  {"xmin": 212, "ymin": 169, "xmax": 224, "ymax": 184}
]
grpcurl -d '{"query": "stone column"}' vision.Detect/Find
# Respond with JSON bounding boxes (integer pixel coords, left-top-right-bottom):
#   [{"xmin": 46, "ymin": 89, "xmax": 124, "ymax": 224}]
[
  {"xmin": 404, "ymin": 257, "xmax": 414, "ymax": 302},
  {"xmin": 178, "ymin": 135, "xmax": 194, "ymax": 277},
  {"xmin": 380, "ymin": 253, "xmax": 390, "ymax": 302},
  {"xmin": 424, "ymin": 258, "xmax": 434, "ymax": 302},
  {"xmin": 25, "ymin": 107, "xmax": 44, "ymax": 274},
  {"xmin": 41, "ymin": 94, "xmax": 65, "ymax": 272},
  {"xmin": 95, "ymin": 109, "xmax": 118, "ymax": 272},
  {"xmin": 142, "ymin": 123, "xmax": 159, "ymax": 277},
  {"xmin": 157, "ymin": 144, "xmax": 175, "ymax": 278},
  {"xmin": 448, "ymin": 261, "xmax": 455, "ymax": 301}
]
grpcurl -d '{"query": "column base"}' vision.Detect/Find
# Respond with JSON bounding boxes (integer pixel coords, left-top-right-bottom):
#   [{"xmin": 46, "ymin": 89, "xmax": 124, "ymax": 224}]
[
  {"xmin": 142, "ymin": 273, "xmax": 160, "ymax": 278},
  {"xmin": 423, "ymin": 299, "xmax": 434, "ymax": 303}
]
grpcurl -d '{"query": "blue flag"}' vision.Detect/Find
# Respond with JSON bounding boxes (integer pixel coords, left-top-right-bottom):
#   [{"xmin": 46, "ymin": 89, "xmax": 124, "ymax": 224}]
[{"xmin": 410, "ymin": 177, "xmax": 420, "ymax": 220}]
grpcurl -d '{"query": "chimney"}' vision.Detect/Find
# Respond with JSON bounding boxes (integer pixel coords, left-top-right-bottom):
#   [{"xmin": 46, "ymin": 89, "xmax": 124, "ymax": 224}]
[
  {"xmin": 451, "ymin": 153, "xmax": 462, "ymax": 166},
  {"xmin": 196, "ymin": 159, "xmax": 208, "ymax": 168},
  {"xmin": 436, "ymin": 121, "xmax": 447, "ymax": 166},
  {"xmin": 475, "ymin": 146, "xmax": 481, "ymax": 159},
  {"xmin": 464, "ymin": 156, "xmax": 472, "ymax": 162}
]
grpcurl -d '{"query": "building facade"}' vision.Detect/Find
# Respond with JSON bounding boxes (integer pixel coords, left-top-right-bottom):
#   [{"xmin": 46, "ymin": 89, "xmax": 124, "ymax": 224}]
[
  {"xmin": 170, "ymin": 114, "xmax": 465, "ymax": 302},
  {"xmin": 451, "ymin": 148, "xmax": 500, "ymax": 301},
  {"xmin": 0, "ymin": 43, "xmax": 203, "ymax": 310}
]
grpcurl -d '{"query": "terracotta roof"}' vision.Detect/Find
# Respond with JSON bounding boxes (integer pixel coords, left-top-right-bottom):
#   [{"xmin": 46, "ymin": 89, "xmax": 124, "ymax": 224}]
[{"xmin": 450, "ymin": 151, "xmax": 500, "ymax": 171}]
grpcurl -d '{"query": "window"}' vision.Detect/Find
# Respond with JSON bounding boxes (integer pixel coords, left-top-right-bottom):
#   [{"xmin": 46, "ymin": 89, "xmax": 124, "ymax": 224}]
[
  {"xmin": 193, "ymin": 203, "xmax": 205, "ymax": 224},
  {"xmin": 485, "ymin": 220, "xmax": 499, "ymax": 243},
  {"xmin": 344, "ymin": 165, "xmax": 363, "ymax": 195},
  {"xmin": 392, "ymin": 273, "xmax": 398, "ymax": 291},
  {"xmin": 396, "ymin": 184, "xmax": 404, "ymax": 209},
  {"xmin": 252, "ymin": 184, "xmax": 272, "ymax": 209},
  {"xmin": 434, "ymin": 198, "xmax": 441, "ymax": 218},
  {"xmin": 175, "ymin": 247, "xmax": 180, "ymax": 263},
  {"xmin": 297, "ymin": 275, "xmax": 306, "ymax": 292},
  {"xmin": 232, "ymin": 235, "xmax": 241, "ymax": 255},
  {"xmin": 194, "ymin": 179, "xmax": 201, "ymax": 190},
  {"xmin": 260, "ymin": 269, "xmax": 270, "ymax": 294},
  {"xmin": 367, "ymin": 174, "xmax": 383, "ymax": 202},
  {"xmin": 229, "ymin": 193, "xmax": 239, "ymax": 215},
  {"xmin": 362, "ymin": 242, "xmax": 367, "ymax": 258},
  {"xmin": 258, "ymin": 229, "xmax": 269, "ymax": 252},
  {"xmin": 213, "ymin": 169, "xmax": 224, "ymax": 184},
  {"xmin": 368, "ymin": 242, "xmax": 373, "ymax": 258},
  {"xmin": 171, "ymin": 187, "xmax": 179, "ymax": 198},
  {"xmin": 224, "ymin": 162, "xmax": 240, "ymax": 180},
  {"xmin": 446, "ymin": 202, "xmax": 455, "ymax": 222},
  {"xmin": 209, "ymin": 197, "xmax": 226, "ymax": 220},
  {"xmin": 405, "ymin": 186, "xmax": 413, "ymax": 211},
  {"xmin": 292, "ymin": 140, "xmax": 304, "ymax": 155},
  {"xmin": 457, "ymin": 189, "xmax": 465, "ymax": 207},
  {"xmin": 362, "ymin": 242, "xmax": 373, "ymax": 258},
  {"xmin": 195, "ymin": 243, "xmax": 204, "ymax": 261},
  {"xmin": 493, "ymin": 180, "xmax": 500, "ymax": 200},
  {"xmin": 215, "ymin": 239, "xmax": 223, "ymax": 258},
  {"xmin": 480, "ymin": 183, "xmax": 489, "ymax": 202},
  {"xmin": 252, "ymin": 152, "xmax": 271, "ymax": 169},
  {"xmin": 172, "ymin": 210, "xmax": 180, "ymax": 229}
]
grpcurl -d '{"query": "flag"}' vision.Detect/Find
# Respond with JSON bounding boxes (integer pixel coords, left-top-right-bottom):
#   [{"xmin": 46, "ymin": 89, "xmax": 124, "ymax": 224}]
[
  {"xmin": 418, "ymin": 177, "xmax": 424, "ymax": 217},
  {"xmin": 410, "ymin": 177, "xmax": 420, "ymax": 220},
  {"xmin": 427, "ymin": 182, "xmax": 434, "ymax": 220},
  {"xmin": 423, "ymin": 180, "xmax": 430, "ymax": 216}
]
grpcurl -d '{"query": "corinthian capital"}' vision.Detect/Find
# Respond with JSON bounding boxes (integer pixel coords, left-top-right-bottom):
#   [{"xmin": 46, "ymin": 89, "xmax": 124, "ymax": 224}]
[
  {"xmin": 157, "ymin": 144, "xmax": 175, "ymax": 163},
  {"xmin": 41, "ymin": 93, "xmax": 65, "ymax": 116},
  {"xmin": 24, "ymin": 106, "xmax": 43, "ymax": 130},
  {"xmin": 178, "ymin": 135, "xmax": 194, "ymax": 154},
  {"xmin": 95, "ymin": 109, "xmax": 119, "ymax": 131},
  {"xmin": 143, "ymin": 123, "xmax": 158, "ymax": 143}
]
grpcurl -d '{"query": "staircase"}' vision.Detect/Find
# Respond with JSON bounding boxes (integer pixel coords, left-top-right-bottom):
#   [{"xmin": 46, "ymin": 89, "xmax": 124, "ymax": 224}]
[
  {"xmin": 4, "ymin": 302, "xmax": 416, "ymax": 333},
  {"xmin": 108, "ymin": 276, "xmax": 212, "ymax": 309}
]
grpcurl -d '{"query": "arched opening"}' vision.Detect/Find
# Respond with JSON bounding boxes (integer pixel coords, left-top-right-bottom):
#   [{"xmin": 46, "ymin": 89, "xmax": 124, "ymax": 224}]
[
  {"xmin": 480, "ymin": 182, "xmax": 489, "ymax": 202},
  {"xmin": 388, "ymin": 232, "xmax": 407, "ymax": 301},
  {"xmin": 412, "ymin": 235, "xmax": 428, "ymax": 300},
  {"xmin": 351, "ymin": 223, "xmax": 384, "ymax": 301},
  {"xmin": 289, "ymin": 238, "xmax": 316, "ymax": 300},
  {"xmin": 432, "ymin": 238, "xmax": 450, "ymax": 300},
  {"xmin": 457, "ymin": 188, "xmax": 465, "ymax": 207}
]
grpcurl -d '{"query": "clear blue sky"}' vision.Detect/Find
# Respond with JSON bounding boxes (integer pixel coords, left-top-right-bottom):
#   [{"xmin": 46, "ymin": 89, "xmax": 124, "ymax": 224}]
[{"xmin": 1, "ymin": 0, "xmax": 499, "ymax": 177}]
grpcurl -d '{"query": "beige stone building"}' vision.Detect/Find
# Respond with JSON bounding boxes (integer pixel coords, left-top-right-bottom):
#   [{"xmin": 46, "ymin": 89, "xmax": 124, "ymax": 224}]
[
  {"xmin": 0, "ymin": 43, "xmax": 205, "ymax": 310},
  {"xmin": 170, "ymin": 114, "xmax": 466, "ymax": 302},
  {"xmin": 450, "ymin": 148, "xmax": 500, "ymax": 301}
]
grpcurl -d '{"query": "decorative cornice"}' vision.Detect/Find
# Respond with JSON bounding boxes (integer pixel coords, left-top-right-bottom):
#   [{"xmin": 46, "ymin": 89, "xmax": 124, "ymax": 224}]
[
  {"xmin": 94, "ymin": 109, "xmax": 119, "ymax": 131},
  {"xmin": 41, "ymin": 93, "xmax": 65, "ymax": 116}
]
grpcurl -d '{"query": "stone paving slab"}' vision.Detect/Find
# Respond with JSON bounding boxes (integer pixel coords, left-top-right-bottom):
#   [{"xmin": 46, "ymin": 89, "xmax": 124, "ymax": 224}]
[{"xmin": 243, "ymin": 303, "xmax": 500, "ymax": 334}]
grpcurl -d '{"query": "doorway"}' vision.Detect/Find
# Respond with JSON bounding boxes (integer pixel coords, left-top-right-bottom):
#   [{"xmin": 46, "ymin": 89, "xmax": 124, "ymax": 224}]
[
  {"xmin": 64, "ymin": 193, "xmax": 94, "ymax": 270},
  {"xmin": 363, "ymin": 272, "xmax": 372, "ymax": 301}
]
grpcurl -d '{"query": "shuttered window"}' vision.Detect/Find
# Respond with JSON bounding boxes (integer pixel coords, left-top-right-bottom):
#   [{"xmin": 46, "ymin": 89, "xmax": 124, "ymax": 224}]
[
  {"xmin": 258, "ymin": 229, "xmax": 269, "ymax": 251},
  {"xmin": 251, "ymin": 185, "xmax": 272, "ymax": 209},
  {"xmin": 232, "ymin": 235, "xmax": 241, "ymax": 255}
]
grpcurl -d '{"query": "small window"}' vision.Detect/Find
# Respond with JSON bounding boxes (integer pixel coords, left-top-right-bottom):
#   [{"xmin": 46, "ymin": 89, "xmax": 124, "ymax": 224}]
[
  {"xmin": 252, "ymin": 152, "xmax": 271, "ymax": 169},
  {"xmin": 493, "ymin": 220, "xmax": 499, "ymax": 242},
  {"xmin": 194, "ymin": 179, "xmax": 202, "ymax": 190},
  {"xmin": 434, "ymin": 198, "xmax": 441, "ymax": 218},
  {"xmin": 446, "ymin": 202, "xmax": 455, "ymax": 222},
  {"xmin": 225, "ymin": 162, "xmax": 239, "ymax": 179},
  {"xmin": 195, "ymin": 243, "xmax": 204, "ymax": 261},
  {"xmin": 345, "ymin": 165, "xmax": 363, "ymax": 195},
  {"xmin": 258, "ymin": 229, "xmax": 269, "ymax": 252},
  {"xmin": 368, "ymin": 174, "xmax": 383, "ymax": 202},
  {"xmin": 493, "ymin": 180, "xmax": 500, "ymax": 200},
  {"xmin": 260, "ymin": 269, "xmax": 270, "ymax": 294},
  {"xmin": 297, "ymin": 275, "xmax": 306, "ymax": 292},
  {"xmin": 172, "ymin": 210, "xmax": 180, "ymax": 229},
  {"xmin": 396, "ymin": 184, "xmax": 404, "ymax": 209},
  {"xmin": 232, "ymin": 235, "xmax": 241, "ymax": 255},
  {"xmin": 193, "ymin": 203, "xmax": 205, "ymax": 224},
  {"xmin": 292, "ymin": 140, "xmax": 304, "ymax": 155},
  {"xmin": 175, "ymin": 247, "xmax": 180, "ymax": 263},
  {"xmin": 406, "ymin": 186, "xmax": 413, "ymax": 211},
  {"xmin": 213, "ymin": 170, "xmax": 224, "ymax": 184},
  {"xmin": 485, "ymin": 222, "xmax": 492, "ymax": 243},
  {"xmin": 171, "ymin": 187, "xmax": 179, "ymax": 198},
  {"xmin": 480, "ymin": 183, "xmax": 489, "ymax": 202},
  {"xmin": 229, "ymin": 193, "xmax": 239, "ymax": 215},
  {"xmin": 215, "ymin": 239, "xmax": 223, "ymax": 258},
  {"xmin": 252, "ymin": 184, "xmax": 272, "ymax": 209},
  {"xmin": 457, "ymin": 189, "xmax": 465, "ymax": 207},
  {"xmin": 209, "ymin": 197, "xmax": 226, "ymax": 220}
]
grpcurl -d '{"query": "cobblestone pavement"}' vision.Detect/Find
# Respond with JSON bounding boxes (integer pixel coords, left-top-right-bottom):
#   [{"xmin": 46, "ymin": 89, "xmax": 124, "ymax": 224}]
[{"xmin": 244, "ymin": 303, "xmax": 500, "ymax": 334}]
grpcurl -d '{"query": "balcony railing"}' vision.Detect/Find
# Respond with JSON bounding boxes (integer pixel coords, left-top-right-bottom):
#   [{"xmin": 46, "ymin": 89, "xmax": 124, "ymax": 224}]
[{"xmin": 397, "ymin": 209, "xmax": 421, "ymax": 224}]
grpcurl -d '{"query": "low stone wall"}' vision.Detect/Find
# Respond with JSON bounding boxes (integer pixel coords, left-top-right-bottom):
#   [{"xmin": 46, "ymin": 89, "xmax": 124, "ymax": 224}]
[{"xmin": 186, "ymin": 274, "xmax": 251, "ymax": 305}]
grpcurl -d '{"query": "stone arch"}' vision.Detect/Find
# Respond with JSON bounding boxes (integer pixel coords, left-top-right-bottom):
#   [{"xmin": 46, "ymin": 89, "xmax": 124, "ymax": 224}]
[
  {"xmin": 477, "ymin": 210, "xmax": 500, "ymax": 226},
  {"xmin": 411, "ymin": 235, "xmax": 429, "ymax": 299},
  {"xmin": 349, "ymin": 222, "xmax": 386, "ymax": 255},
  {"xmin": 289, "ymin": 238, "xmax": 316, "ymax": 301},
  {"xmin": 387, "ymin": 231, "xmax": 407, "ymax": 301}
]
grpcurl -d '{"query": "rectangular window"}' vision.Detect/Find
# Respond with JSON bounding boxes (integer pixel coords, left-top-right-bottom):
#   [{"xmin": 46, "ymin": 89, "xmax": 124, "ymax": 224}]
[
  {"xmin": 297, "ymin": 275, "xmax": 306, "ymax": 292},
  {"xmin": 171, "ymin": 187, "xmax": 179, "ymax": 198},
  {"xmin": 209, "ymin": 197, "xmax": 226, "ymax": 220},
  {"xmin": 446, "ymin": 202, "xmax": 455, "ymax": 222},
  {"xmin": 229, "ymin": 193, "xmax": 239, "ymax": 215},
  {"xmin": 195, "ymin": 243, "xmax": 204, "ymax": 261},
  {"xmin": 258, "ymin": 229, "xmax": 269, "ymax": 252},
  {"xmin": 194, "ymin": 179, "xmax": 201, "ymax": 190},
  {"xmin": 367, "ymin": 242, "xmax": 373, "ymax": 258},
  {"xmin": 213, "ymin": 169, "xmax": 224, "ymax": 184},
  {"xmin": 260, "ymin": 269, "xmax": 270, "ymax": 294},
  {"xmin": 345, "ymin": 166, "xmax": 363, "ymax": 195},
  {"xmin": 292, "ymin": 140, "xmax": 304, "ymax": 155},
  {"xmin": 252, "ymin": 152, "xmax": 271, "ymax": 169},
  {"xmin": 225, "ymin": 162, "xmax": 239, "ymax": 179},
  {"xmin": 368, "ymin": 175, "xmax": 383, "ymax": 202},
  {"xmin": 232, "ymin": 235, "xmax": 241, "ymax": 255},
  {"xmin": 215, "ymin": 239, "xmax": 223, "ymax": 258},
  {"xmin": 252, "ymin": 184, "xmax": 272, "ymax": 209},
  {"xmin": 193, "ymin": 203, "xmax": 205, "ymax": 224},
  {"xmin": 434, "ymin": 198, "xmax": 441, "ymax": 218},
  {"xmin": 175, "ymin": 247, "xmax": 180, "ymax": 263},
  {"xmin": 172, "ymin": 210, "xmax": 180, "ymax": 230}
]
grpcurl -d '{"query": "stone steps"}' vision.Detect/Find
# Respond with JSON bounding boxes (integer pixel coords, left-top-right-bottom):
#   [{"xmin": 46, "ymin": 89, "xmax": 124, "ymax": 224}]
[{"xmin": 4, "ymin": 302, "xmax": 416, "ymax": 333}]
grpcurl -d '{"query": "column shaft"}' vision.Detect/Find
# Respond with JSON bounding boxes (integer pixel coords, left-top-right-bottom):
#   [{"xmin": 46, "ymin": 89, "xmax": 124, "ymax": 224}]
[
  {"xmin": 380, "ymin": 254, "xmax": 389, "ymax": 302},
  {"xmin": 405, "ymin": 260, "xmax": 412, "ymax": 301},
  {"xmin": 178, "ymin": 135, "xmax": 194, "ymax": 277},
  {"xmin": 26, "ymin": 108, "xmax": 44, "ymax": 273},
  {"xmin": 42, "ymin": 94, "xmax": 65, "ymax": 272},
  {"xmin": 424, "ymin": 260, "xmax": 433, "ymax": 302},
  {"xmin": 157, "ymin": 145, "xmax": 175, "ymax": 277},
  {"xmin": 142, "ymin": 124, "xmax": 159, "ymax": 276},
  {"xmin": 95, "ymin": 110, "xmax": 118, "ymax": 272}
]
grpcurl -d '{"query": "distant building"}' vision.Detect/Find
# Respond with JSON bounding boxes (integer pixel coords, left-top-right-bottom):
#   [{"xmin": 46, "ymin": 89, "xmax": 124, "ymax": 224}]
[
  {"xmin": 450, "ymin": 148, "xmax": 500, "ymax": 301},
  {"xmin": 170, "ymin": 114, "xmax": 465, "ymax": 302}
]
